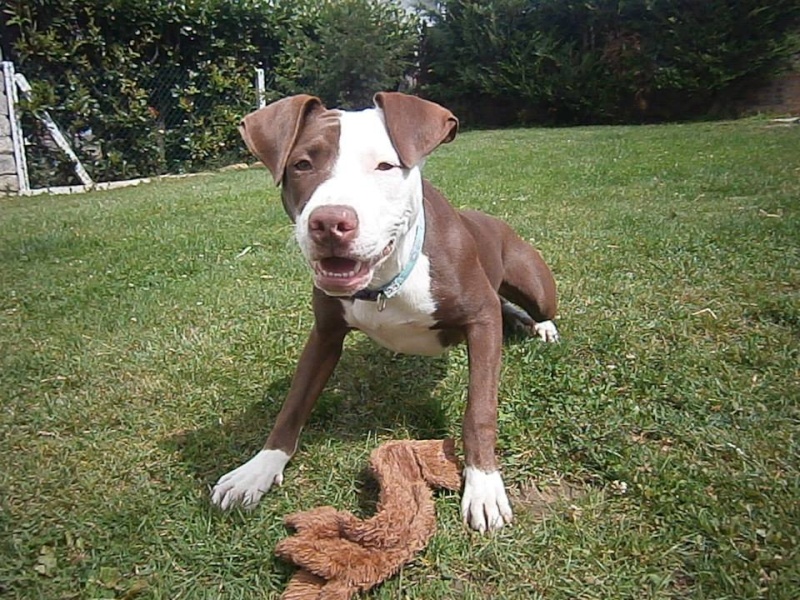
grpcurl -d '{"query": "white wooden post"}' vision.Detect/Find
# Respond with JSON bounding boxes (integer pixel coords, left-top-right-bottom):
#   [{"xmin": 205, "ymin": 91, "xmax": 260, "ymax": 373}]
[
  {"xmin": 2, "ymin": 61, "xmax": 29, "ymax": 194},
  {"xmin": 15, "ymin": 72, "xmax": 94, "ymax": 187}
]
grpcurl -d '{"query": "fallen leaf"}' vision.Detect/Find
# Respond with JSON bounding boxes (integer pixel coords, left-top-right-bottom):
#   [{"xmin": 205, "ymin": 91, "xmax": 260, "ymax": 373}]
[{"xmin": 34, "ymin": 546, "xmax": 57, "ymax": 577}]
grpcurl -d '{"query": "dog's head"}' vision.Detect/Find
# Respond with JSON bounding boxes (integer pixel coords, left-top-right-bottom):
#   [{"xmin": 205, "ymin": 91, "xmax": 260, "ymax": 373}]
[{"xmin": 239, "ymin": 92, "xmax": 458, "ymax": 297}]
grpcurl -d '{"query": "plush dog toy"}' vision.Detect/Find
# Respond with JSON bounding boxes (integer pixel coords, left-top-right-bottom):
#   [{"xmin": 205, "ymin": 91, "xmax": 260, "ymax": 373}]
[{"xmin": 276, "ymin": 439, "xmax": 462, "ymax": 599}]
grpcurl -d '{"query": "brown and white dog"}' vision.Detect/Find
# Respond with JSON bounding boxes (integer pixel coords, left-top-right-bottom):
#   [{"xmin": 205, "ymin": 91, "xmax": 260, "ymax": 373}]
[{"xmin": 211, "ymin": 92, "xmax": 558, "ymax": 532}]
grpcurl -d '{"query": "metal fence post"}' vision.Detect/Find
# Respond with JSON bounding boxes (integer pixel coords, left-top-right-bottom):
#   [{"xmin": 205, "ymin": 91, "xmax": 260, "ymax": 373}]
[{"xmin": 255, "ymin": 68, "xmax": 266, "ymax": 109}]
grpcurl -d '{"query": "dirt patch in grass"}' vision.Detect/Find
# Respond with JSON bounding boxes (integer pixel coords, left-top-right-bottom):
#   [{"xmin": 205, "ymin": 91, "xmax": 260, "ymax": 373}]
[{"xmin": 512, "ymin": 478, "xmax": 590, "ymax": 522}]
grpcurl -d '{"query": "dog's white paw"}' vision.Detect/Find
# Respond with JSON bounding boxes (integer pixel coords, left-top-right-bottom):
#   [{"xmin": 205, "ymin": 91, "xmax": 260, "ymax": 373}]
[
  {"xmin": 211, "ymin": 449, "xmax": 291, "ymax": 510},
  {"xmin": 534, "ymin": 320, "xmax": 559, "ymax": 343},
  {"xmin": 461, "ymin": 467, "xmax": 513, "ymax": 533}
]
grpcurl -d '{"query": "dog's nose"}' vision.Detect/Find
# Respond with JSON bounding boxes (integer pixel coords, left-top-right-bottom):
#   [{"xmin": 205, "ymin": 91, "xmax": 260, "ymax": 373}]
[{"xmin": 308, "ymin": 205, "xmax": 359, "ymax": 244}]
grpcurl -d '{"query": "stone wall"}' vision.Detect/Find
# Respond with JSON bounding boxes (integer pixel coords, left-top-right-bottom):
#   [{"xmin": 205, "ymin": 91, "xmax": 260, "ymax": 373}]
[{"xmin": 0, "ymin": 66, "xmax": 19, "ymax": 194}]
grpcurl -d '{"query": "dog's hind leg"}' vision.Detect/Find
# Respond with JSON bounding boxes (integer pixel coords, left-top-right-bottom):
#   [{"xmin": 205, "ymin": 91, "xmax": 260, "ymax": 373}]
[
  {"xmin": 458, "ymin": 210, "xmax": 558, "ymax": 342},
  {"xmin": 498, "ymin": 236, "xmax": 559, "ymax": 342},
  {"xmin": 500, "ymin": 298, "xmax": 536, "ymax": 339}
]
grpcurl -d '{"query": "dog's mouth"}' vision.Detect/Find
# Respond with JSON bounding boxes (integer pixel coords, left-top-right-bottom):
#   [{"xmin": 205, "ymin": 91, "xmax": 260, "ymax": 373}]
[{"xmin": 312, "ymin": 241, "xmax": 394, "ymax": 295}]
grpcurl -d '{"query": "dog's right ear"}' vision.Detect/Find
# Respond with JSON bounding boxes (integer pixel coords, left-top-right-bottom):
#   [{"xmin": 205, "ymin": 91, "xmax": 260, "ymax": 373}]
[
  {"xmin": 374, "ymin": 92, "xmax": 458, "ymax": 168},
  {"xmin": 239, "ymin": 95, "xmax": 324, "ymax": 185}
]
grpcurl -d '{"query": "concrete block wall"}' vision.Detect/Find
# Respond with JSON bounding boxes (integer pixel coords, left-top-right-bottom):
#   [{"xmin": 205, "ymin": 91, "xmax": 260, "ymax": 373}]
[
  {"xmin": 739, "ymin": 52, "xmax": 800, "ymax": 117},
  {"xmin": 0, "ymin": 69, "xmax": 19, "ymax": 194},
  {"xmin": 746, "ymin": 71, "xmax": 800, "ymax": 116}
]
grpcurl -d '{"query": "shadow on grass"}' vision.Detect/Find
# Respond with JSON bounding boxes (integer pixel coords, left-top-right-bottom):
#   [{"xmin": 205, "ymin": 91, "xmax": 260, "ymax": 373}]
[{"xmin": 164, "ymin": 336, "xmax": 451, "ymax": 488}]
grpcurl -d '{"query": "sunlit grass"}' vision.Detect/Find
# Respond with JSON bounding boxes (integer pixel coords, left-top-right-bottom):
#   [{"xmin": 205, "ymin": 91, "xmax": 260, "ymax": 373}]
[{"xmin": 1, "ymin": 117, "xmax": 798, "ymax": 599}]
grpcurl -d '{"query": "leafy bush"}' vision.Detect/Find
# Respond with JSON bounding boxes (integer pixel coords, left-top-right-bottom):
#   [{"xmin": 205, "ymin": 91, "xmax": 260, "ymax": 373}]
[
  {"xmin": 2, "ymin": 0, "xmax": 420, "ymax": 186},
  {"xmin": 419, "ymin": 0, "xmax": 800, "ymax": 126},
  {"xmin": 3, "ymin": 0, "xmax": 283, "ymax": 185}
]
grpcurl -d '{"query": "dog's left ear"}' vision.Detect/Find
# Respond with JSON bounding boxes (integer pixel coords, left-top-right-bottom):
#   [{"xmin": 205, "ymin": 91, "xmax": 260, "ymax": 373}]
[
  {"xmin": 238, "ymin": 94, "xmax": 325, "ymax": 185},
  {"xmin": 374, "ymin": 92, "xmax": 458, "ymax": 168}
]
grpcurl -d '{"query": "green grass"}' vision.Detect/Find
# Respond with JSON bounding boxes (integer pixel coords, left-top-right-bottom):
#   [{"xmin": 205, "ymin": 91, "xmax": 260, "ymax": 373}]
[{"xmin": 1, "ymin": 118, "xmax": 798, "ymax": 599}]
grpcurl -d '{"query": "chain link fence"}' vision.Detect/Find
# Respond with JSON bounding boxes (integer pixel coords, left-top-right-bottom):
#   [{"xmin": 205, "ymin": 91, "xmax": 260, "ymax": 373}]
[{"xmin": 19, "ymin": 62, "xmax": 260, "ymax": 190}]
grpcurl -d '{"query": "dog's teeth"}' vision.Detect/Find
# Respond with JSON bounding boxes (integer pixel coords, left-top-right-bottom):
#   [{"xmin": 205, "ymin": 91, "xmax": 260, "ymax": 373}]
[{"xmin": 316, "ymin": 262, "xmax": 360, "ymax": 279}]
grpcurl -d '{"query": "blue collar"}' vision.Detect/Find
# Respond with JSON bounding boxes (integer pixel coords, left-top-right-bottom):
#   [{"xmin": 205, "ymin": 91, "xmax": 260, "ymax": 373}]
[{"xmin": 351, "ymin": 212, "xmax": 425, "ymax": 311}]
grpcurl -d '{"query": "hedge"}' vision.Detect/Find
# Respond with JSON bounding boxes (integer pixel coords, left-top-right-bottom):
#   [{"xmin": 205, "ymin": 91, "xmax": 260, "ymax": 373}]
[
  {"xmin": 418, "ymin": 0, "xmax": 800, "ymax": 126},
  {"xmin": 2, "ymin": 0, "xmax": 420, "ymax": 186}
]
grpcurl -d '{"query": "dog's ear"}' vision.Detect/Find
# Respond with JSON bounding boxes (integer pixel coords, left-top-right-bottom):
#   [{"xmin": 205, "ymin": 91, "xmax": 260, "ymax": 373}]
[
  {"xmin": 374, "ymin": 92, "xmax": 458, "ymax": 168},
  {"xmin": 239, "ymin": 95, "xmax": 325, "ymax": 185}
]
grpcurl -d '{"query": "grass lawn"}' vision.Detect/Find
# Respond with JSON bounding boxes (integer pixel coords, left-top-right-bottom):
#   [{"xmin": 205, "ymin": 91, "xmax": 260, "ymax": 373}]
[{"xmin": 1, "ymin": 117, "xmax": 798, "ymax": 599}]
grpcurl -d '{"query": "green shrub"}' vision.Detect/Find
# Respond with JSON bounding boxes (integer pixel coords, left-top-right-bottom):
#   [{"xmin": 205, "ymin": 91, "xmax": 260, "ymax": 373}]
[
  {"xmin": 4, "ymin": 0, "xmax": 284, "ymax": 185},
  {"xmin": 3, "ymin": 0, "xmax": 420, "ymax": 186},
  {"xmin": 419, "ymin": 0, "xmax": 800, "ymax": 126}
]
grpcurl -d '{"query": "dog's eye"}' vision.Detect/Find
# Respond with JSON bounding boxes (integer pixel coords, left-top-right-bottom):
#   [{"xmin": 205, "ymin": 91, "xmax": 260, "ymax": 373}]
[
  {"xmin": 293, "ymin": 159, "xmax": 313, "ymax": 172},
  {"xmin": 376, "ymin": 162, "xmax": 397, "ymax": 171}
]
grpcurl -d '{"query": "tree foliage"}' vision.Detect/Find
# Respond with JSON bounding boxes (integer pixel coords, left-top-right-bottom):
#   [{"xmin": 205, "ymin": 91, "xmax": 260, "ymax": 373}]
[
  {"xmin": 5, "ymin": 0, "xmax": 799, "ymax": 185},
  {"xmin": 419, "ymin": 0, "xmax": 800, "ymax": 125},
  {"xmin": 274, "ymin": 0, "xmax": 420, "ymax": 109}
]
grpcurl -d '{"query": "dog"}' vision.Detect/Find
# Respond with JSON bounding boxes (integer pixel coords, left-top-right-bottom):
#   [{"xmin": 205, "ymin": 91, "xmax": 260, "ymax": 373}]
[{"xmin": 211, "ymin": 92, "xmax": 558, "ymax": 532}]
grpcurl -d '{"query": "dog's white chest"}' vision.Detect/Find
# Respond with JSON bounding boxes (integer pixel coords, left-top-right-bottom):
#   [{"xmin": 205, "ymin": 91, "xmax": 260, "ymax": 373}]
[
  {"xmin": 340, "ymin": 255, "xmax": 445, "ymax": 356},
  {"xmin": 344, "ymin": 301, "xmax": 444, "ymax": 356}
]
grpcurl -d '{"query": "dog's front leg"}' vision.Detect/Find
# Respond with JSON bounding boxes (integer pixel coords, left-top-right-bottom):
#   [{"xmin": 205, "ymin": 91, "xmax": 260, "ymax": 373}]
[
  {"xmin": 212, "ymin": 321, "xmax": 346, "ymax": 510},
  {"xmin": 460, "ymin": 299, "xmax": 513, "ymax": 532}
]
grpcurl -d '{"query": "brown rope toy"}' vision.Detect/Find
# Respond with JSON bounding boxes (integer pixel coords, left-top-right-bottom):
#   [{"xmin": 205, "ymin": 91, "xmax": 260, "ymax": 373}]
[{"xmin": 276, "ymin": 439, "xmax": 462, "ymax": 599}]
